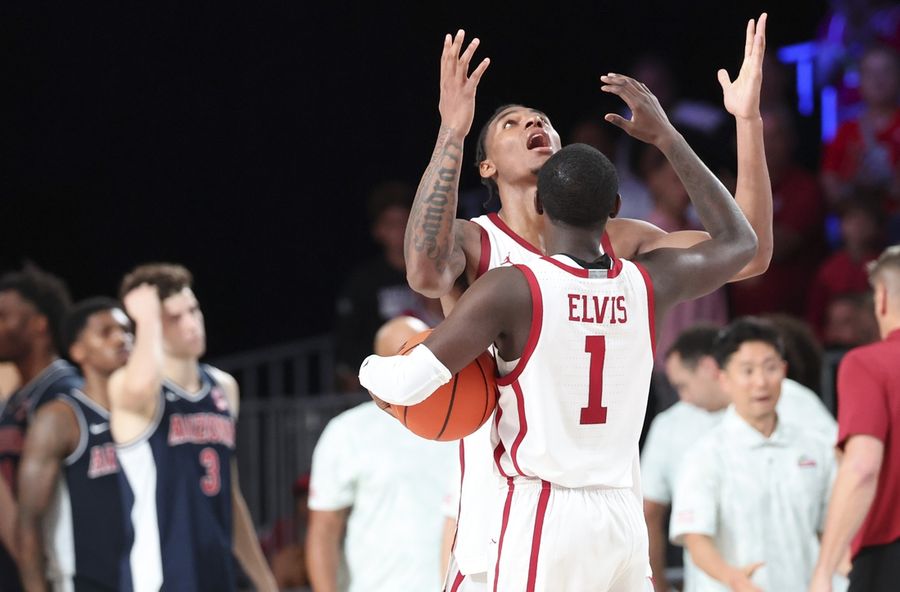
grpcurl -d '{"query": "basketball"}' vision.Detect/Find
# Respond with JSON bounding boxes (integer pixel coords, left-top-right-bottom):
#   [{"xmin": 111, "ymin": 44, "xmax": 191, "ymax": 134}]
[{"xmin": 384, "ymin": 330, "xmax": 498, "ymax": 441}]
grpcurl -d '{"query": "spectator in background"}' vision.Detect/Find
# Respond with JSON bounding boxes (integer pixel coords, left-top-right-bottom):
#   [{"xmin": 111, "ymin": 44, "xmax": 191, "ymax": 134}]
[
  {"xmin": 263, "ymin": 475, "xmax": 310, "ymax": 590},
  {"xmin": 807, "ymin": 201, "xmax": 884, "ymax": 338},
  {"xmin": 643, "ymin": 322, "xmax": 836, "ymax": 592},
  {"xmin": 670, "ymin": 319, "xmax": 841, "ymax": 592},
  {"xmin": 334, "ymin": 182, "xmax": 442, "ymax": 392},
  {"xmin": 307, "ymin": 316, "xmax": 454, "ymax": 592},
  {"xmin": 821, "ymin": 45, "xmax": 900, "ymax": 212},
  {"xmin": 730, "ymin": 107, "xmax": 826, "ymax": 317},
  {"xmin": 822, "ymin": 293, "xmax": 880, "ymax": 349},
  {"xmin": 811, "ymin": 245, "xmax": 900, "ymax": 592},
  {"xmin": 642, "ymin": 326, "xmax": 729, "ymax": 592}
]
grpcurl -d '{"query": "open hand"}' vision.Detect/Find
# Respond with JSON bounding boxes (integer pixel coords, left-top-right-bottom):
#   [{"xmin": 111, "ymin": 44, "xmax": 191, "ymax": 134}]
[
  {"xmin": 718, "ymin": 13, "xmax": 767, "ymax": 120},
  {"xmin": 601, "ymin": 73, "xmax": 677, "ymax": 147},
  {"xmin": 439, "ymin": 29, "xmax": 490, "ymax": 136}
]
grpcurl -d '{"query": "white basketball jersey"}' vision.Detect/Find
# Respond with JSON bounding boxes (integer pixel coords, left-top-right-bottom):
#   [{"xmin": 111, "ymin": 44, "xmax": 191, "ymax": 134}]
[
  {"xmin": 450, "ymin": 214, "xmax": 620, "ymax": 575},
  {"xmin": 492, "ymin": 254, "xmax": 655, "ymax": 488}
]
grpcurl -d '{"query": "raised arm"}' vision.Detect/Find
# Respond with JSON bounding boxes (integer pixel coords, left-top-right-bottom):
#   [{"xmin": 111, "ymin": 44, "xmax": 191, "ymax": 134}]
[
  {"xmin": 406, "ymin": 30, "xmax": 490, "ymax": 298},
  {"xmin": 16, "ymin": 402, "xmax": 79, "ymax": 592},
  {"xmin": 609, "ymin": 14, "xmax": 772, "ymax": 281},
  {"xmin": 603, "ymin": 75, "xmax": 756, "ymax": 313},
  {"xmin": 107, "ymin": 285, "xmax": 164, "ymax": 443}
]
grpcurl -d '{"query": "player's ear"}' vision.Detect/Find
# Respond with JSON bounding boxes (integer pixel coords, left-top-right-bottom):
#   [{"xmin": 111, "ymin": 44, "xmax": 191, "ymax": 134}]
[
  {"xmin": 609, "ymin": 195, "xmax": 622, "ymax": 219},
  {"xmin": 534, "ymin": 190, "xmax": 544, "ymax": 215},
  {"xmin": 479, "ymin": 159, "xmax": 496, "ymax": 181},
  {"xmin": 69, "ymin": 342, "xmax": 86, "ymax": 365}
]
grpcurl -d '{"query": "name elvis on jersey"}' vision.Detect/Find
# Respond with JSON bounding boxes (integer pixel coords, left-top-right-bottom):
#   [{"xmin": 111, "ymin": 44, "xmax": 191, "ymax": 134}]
[{"xmin": 567, "ymin": 293, "xmax": 628, "ymax": 325}]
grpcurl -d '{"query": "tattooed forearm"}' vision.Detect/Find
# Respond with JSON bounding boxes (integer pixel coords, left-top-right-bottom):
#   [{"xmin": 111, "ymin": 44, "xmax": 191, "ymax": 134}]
[{"xmin": 406, "ymin": 125, "xmax": 464, "ymax": 271}]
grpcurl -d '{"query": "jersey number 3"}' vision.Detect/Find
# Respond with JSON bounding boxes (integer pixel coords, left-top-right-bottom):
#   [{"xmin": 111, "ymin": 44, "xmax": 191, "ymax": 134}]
[
  {"xmin": 200, "ymin": 447, "xmax": 221, "ymax": 496},
  {"xmin": 580, "ymin": 335, "xmax": 608, "ymax": 424}
]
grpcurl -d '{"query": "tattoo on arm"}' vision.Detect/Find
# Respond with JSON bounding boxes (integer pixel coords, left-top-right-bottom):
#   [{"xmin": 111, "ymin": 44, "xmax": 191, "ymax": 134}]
[{"xmin": 406, "ymin": 125, "xmax": 463, "ymax": 273}]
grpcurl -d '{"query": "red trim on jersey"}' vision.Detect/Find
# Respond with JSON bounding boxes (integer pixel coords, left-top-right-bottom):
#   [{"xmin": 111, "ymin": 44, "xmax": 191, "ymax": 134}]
[
  {"xmin": 526, "ymin": 481, "xmax": 552, "ymax": 592},
  {"xmin": 600, "ymin": 230, "xmax": 616, "ymax": 259},
  {"xmin": 493, "ymin": 406, "xmax": 510, "ymax": 478},
  {"xmin": 508, "ymin": 381, "xmax": 528, "ymax": 476},
  {"xmin": 634, "ymin": 262, "xmax": 657, "ymax": 356},
  {"xmin": 487, "ymin": 213, "xmax": 542, "ymax": 255},
  {"xmin": 493, "ymin": 478, "xmax": 516, "ymax": 592},
  {"xmin": 477, "ymin": 224, "xmax": 492, "ymax": 279},
  {"xmin": 497, "ymin": 265, "xmax": 543, "ymax": 387},
  {"xmin": 450, "ymin": 571, "xmax": 465, "ymax": 592}
]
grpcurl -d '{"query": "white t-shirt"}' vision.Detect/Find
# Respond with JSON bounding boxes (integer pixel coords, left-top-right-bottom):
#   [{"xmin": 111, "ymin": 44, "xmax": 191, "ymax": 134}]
[
  {"xmin": 777, "ymin": 378, "xmax": 838, "ymax": 441},
  {"xmin": 308, "ymin": 402, "xmax": 455, "ymax": 592},
  {"xmin": 669, "ymin": 407, "xmax": 836, "ymax": 592},
  {"xmin": 641, "ymin": 402, "xmax": 725, "ymax": 505}
]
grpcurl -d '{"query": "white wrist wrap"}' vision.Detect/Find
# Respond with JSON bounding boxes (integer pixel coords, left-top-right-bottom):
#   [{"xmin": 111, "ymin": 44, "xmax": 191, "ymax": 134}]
[{"xmin": 358, "ymin": 345, "xmax": 452, "ymax": 406}]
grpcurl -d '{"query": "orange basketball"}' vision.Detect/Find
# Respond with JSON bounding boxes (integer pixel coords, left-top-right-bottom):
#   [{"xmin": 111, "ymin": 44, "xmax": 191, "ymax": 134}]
[{"xmin": 386, "ymin": 330, "xmax": 498, "ymax": 441}]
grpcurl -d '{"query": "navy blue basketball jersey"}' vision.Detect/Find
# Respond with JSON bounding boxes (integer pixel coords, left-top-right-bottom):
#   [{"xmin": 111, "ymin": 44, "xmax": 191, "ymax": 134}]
[
  {"xmin": 0, "ymin": 359, "xmax": 81, "ymax": 592},
  {"xmin": 117, "ymin": 364, "xmax": 236, "ymax": 592},
  {"xmin": 44, "ymin": 389, "xmax": 124, "ymax": 591}
]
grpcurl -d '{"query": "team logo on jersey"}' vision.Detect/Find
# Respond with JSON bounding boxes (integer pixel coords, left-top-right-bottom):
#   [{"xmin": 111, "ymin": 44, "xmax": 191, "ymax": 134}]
[
  {"xmin": 501, "ymin": 253, "xmax": 513, "ymax": 266},
  {"xmin": 210, "ymin": 387, "xmax": 229, "ymax": 412},
  {"xmin": 168, "ymin": 413, "xmax": 235, "ymax": 448},
  {"xmin": 88, "ymin": 443, "xmax": 119, "ymax": 478},
  {"xmin": 797, "ymin": 455, "xmax": 817, "ymax": 468}
]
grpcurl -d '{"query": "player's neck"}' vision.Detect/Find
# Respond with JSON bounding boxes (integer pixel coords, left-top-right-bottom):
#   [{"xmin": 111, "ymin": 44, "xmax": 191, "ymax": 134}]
[
  {"xmin": 545, "ymin": 223, "xmax": 605, "ymax": 263},
  {"xmin": 164, "ymin": 356, "xmax": 201, "ymax": 392},
  {"xmin": 495, "ymin": 187, "xmax": 546, "ymax": 252},
  {"xmin": 16, "ymin": 348, "xmax": 59, "ymax": 386},
  {"xmin": 81, "ymin": 369, "xmax": 111, "ymax": 410}
]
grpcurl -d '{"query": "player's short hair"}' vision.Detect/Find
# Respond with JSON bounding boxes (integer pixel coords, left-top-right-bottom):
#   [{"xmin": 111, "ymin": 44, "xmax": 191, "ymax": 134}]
[
  {"xmin": 536, "ymin": 143, "xmax": 618, "ymax": 229},
  {"xmin": 474, "ymin": 104, "xmax": 525, "ymax": 201},
  {"xmin": 665, "ymin": 325, "xmax": 720, "ymax": 369},
  {"xmin": 120, "ymin": 263, "xmax": 193, "ymax": 301},
  {"xmin": 713, "ymin": 317, "xmax": 786, "ymax": 369},
  {"xmin": 867, "ymin": 244, "xmax": 900, "ymax": 286},
  {"xmin": 0, "ymin": 264, "xmax": 72, "ymax": 354},
  {"xmin": 366, "ymin": 181, "xmax": 414, "ymax": 224},
  {"xmin": 62, "ymin": 297, "xmax": 124, "ymax": 360}
]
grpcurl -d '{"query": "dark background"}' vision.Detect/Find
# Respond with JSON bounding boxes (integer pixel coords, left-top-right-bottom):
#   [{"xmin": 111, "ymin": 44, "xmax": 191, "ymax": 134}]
[{"xmin": 1, "ymin": 1, "xmax": 828, "ymax": 355}]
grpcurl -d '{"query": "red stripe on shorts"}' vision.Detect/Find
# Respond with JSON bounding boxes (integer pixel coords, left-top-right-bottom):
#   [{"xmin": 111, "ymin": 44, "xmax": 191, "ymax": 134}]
[
  {"xmin": 450, "ymin": 570, "xmax": 465, "ymax": 592},
  {"xmin": 526, "ymin": 480, "xmax": 551, "ymax": 592},
  {"xmin": 492, "ymin": 478, "xmax": 516, "ymax": 592}
]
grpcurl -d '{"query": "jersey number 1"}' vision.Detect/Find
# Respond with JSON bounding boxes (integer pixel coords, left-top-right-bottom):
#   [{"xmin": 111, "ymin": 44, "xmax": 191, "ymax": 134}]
[{"xmin": 580, "ymin": 335, "xmax": 608, "ymax": 424}]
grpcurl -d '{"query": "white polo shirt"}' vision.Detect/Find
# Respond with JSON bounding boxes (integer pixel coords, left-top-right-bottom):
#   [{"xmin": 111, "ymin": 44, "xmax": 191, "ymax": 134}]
[
  {"xmin": 309, "ymin": 402, "xmax": 455, "ymax": 592},
  {"xmin": 669, "ymin": 407, "xmax": 836, "ymax": 592}
]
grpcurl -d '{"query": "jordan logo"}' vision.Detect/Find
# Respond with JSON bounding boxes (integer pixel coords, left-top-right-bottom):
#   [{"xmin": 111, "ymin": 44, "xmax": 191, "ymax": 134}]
[
  {"xmin": 501, "ymin": 253, "xmax": 513, "ymax": 266},
  {"xmin": 88, "ymin": 422, "xmax": 109, "ymax": 435}
]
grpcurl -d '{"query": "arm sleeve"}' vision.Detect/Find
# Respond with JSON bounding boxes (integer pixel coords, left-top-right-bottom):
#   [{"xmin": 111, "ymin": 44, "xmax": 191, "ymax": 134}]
[
  {"xmin": 640, "ymin": 416, "xmax": 672, "ymax": 504},
  {"xmin": 836, "ymin": 351, "xmax": 889, "ymax": 449},
  {"xmin": 358, "ymin": 345, "xmax": 452, "ymax": 406},
  {"xmin": 669, "ymin": 440, "xmax": 719, "ymax": 545},
  {"xmin": 308, "ymin": 417, "xmax": 357, "ymax": 511}
]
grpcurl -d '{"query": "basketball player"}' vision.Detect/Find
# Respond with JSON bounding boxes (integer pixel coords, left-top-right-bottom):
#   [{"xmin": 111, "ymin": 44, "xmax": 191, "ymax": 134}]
[
  {"xmin": 362, "ymin": 136, "xmax": 757, "ymax": 589},
  {"xmin": 108, "ymin": 265, "xmax": 276, "ymax": 592},
  {"xmin": 0, "ymin": 267, "xmax": 80, "ymax": 592},
  {"xmin": 16, "ymin": 298, "xmax": 131, "ymax": 591},
  {"xmin": 408, "ymin": 15, "xmax": 771, "ymax": 589}
]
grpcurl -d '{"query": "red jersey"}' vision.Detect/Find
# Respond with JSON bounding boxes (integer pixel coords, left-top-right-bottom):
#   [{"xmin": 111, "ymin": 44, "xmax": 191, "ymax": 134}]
[{"xmin": 836, "ymin": 329, "xmax": 900, "ymax": 556}]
